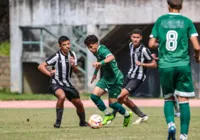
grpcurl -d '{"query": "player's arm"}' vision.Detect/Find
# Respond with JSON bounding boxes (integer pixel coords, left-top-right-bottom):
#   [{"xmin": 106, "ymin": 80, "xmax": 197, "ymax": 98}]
[
  {"xmin": 149, "ymin": 18, "xmax": 160, "ymax": 49},
  {"xmin": 38, "ymin": 53, "xmax": 57, "ymax": 77},
  {"xmin": 190, "ymin": 36, "xmax": 200, "ymax": 63},
  {"xmin": 69, "ymin": 52, "xmax": 79, "ymax": 73},
  {"xmin": 91, "ymin": 66, "xmax": 100, "ymax": 83},
  {"xmin": 136, "ymin": 48, "xmax": 157, "ymax": 68},
  {"xmin": 92, "ymin": 54, "xmax": 114, "ymax": 68},
  {"xmin": 136, "ymin": 59, "xmax": 157, "ymax": 68},
  {"xmin": 188, "ymin": 20, "xmax": 200, "ymax": 62},
  {"xmin": 149, "ymin": 38, "xmax": 159, "ymax": 49},
  {"xmin": 38, "ymin": 62, "xmax": 55, "ymax": 77}
]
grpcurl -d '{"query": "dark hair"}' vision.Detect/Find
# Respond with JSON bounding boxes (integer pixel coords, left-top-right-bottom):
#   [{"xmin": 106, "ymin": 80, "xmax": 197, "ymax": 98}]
[
  {"xmin": 58, "ymin": 36, "xmax": 70, "ymax": 45},
  {"xmin": 84, "ymin": 35, "xmax": 98, "ymax": 46},
  {"xmin": 167, "ymin": 0, "xmax": 183, "ymax": 10},
  {"xmin": 130, "ymin": 29, "xmax": 142, "ymax": 36}
]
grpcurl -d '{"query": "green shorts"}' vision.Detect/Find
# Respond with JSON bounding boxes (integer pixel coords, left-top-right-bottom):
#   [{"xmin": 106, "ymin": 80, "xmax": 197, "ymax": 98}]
[
  {"xmin": 96, "ymin": 73, "xmax": 124, "ymax": 98},
  {"xmin": 159, "ymin": 65, "xmax": 194, "ymax": 98}
]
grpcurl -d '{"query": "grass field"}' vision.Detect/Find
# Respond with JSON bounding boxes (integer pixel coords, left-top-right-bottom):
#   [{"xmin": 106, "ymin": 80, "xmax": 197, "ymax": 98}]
[{"xmin": 0, "ymin": 107, "xmax": 200, "ymax": 140}]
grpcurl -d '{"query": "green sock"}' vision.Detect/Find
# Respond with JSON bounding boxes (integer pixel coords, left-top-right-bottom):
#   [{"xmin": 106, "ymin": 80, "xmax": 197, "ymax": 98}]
[
  {"xmin": 180, "ymin": 102, "xmax": 190, "ymax": 135},
  {"xmin": 90, "ymin": 94, "xmax": 106, "ymax": 111},
  {"xmin": 109, "ymin": 102, "xmax": 126, "ymax": 115},
  {"xmin": 164, "ymin": 100, "xmax": 174, "ymax": 124}
]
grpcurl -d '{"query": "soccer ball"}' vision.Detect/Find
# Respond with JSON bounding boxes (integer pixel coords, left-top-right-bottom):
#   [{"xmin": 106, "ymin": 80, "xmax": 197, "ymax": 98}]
[{"xmin": 88, "ymin": 114, "xmax": 103, "ymax": 129}]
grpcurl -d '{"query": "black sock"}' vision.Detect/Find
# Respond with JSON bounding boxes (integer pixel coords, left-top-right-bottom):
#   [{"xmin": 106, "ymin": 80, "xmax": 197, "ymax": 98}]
[
  {"xmin": 56, "ymin": 108, "xmax": 64, "ymax": 124},
  {"xmin": 132, "ymin": 106, "xmax": 145, "ymax": 117},
  {"xmin": 77, "ymin": 112, "xmax": 86, "ymax": 124}
]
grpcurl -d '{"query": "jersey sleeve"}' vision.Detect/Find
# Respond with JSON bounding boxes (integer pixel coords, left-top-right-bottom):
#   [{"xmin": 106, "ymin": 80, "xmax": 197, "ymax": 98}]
[
  {"xmin": 150, "ymin": 18, "xmax": 160, "ymax": 39},
  {"xmin": 99, "ymin": 46, "xmax": 112, "ymax": 59},
  {"xmin": 45, "ymin": 53, "xmax": 58, "ymax": 66},
  {"xmin": 143, "ymin": 48, "xmax": 153, "ymax": 61},
  {"xmin": 188, "ymin": 19, "xmax": 198, "ymax": 37},
  {"xmin": 71, "ymin": 51, "xmax": 78, "ymax": 66}
]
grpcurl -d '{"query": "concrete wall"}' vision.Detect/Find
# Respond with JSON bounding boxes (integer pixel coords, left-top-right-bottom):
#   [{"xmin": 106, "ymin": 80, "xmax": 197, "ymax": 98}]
[
  {"xmin": 10, "ymin": 0, "xmax": 200, "ymax": 93},
  {"xmin": 0, "ymin": 56, "xmax": 10, "ymax": 89},
  {"xmin": 10, "ymin": 0, "xmax": 200, "ymax": 26}
]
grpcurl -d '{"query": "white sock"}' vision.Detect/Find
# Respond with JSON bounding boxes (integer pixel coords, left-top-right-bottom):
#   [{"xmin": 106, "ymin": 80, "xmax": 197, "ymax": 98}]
[
  {"xmin": 103, "ymin": 108, "xmax": 110, "ymax": 115},
  {"xmin": 124, "ymin": 111, "xmax": 129, "ymax": 117},
  {"xmin": 168, "ymin": 122, "xmax": 176, "ymax": 128},
  {"xmin": 180, "ymin": 134, "xmax": 188, "ymax": 140}
]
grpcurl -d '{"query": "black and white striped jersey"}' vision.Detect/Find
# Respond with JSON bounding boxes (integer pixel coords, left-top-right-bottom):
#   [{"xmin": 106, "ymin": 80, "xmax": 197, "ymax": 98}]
[
  {"xmin": 45, "ymin": 50, "xmax": 77, "ymax": 87},
  {"xmin": 127, "ymin": 42, "xmax": 153, "ymax": 81}
]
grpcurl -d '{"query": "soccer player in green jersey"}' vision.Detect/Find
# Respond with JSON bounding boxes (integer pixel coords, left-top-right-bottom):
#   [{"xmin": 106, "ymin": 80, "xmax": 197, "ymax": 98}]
[
  {"xmin": 149, "ymin": 0, "xmax": 200, "ymax": 139},
  {"xmin": 84, "ymin": 35, "xmax": 132, "ymax": 127}
]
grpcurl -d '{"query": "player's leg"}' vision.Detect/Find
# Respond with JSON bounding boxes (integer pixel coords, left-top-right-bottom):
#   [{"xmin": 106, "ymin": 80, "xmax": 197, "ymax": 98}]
[
  {"xmin": 50, "ymin": 84, "xmax": 66, "ymax": 128},
  {"xmin": 159, "ymin": 67, "xmax": 176, "ymax": 140},
  {"xmin": 109, "ymin": 95, "xmax": 132, "ymax": 127},
  {"xmin": 118, "ymin": 78, "xmax": 148, "ymax": 124},
  {"xmin": 175, "ymin": 65, "xmax": 195, "ymax": 140},
  {"xmin": 173, "ymin": 94, "xmax": 180, "ymax": 117},
  {"xmin": 91, "ymin": 86, "xmax": 111, "ymax": 115},
  {"xmin": 65, "ymin": 87, "xmax": 88, "ymax": 127},
  {"xmin": 108, "ymin": 74, "xmax": 133, "ymax": 127}
]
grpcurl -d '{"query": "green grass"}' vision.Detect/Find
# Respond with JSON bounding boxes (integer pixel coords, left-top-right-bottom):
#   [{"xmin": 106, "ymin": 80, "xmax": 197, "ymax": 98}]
[
  {"xmin": 0, "ymin": 90, "xmax": 56, "ymax": 100},
  {"xmin": 0, "ymin": 107, "xmax": 200, "ymax": 140},
  {"xmin": 0, "ymin": 90, "xmax": 105, "ymax": 100},
  {"xmin": 0, "ymin": 41, "xmax": 10, "ymax": 56}
]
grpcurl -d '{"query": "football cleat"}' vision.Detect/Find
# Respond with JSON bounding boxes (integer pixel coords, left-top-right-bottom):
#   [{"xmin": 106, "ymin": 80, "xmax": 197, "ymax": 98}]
[{"xmin": 132, "ymin": 115, "xmax": 148, "ymax": 124}]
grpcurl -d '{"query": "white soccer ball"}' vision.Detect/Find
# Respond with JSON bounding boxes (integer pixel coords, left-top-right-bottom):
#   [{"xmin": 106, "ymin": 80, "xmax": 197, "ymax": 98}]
[{"xmin": 88, "ymin": 114, "xmax": 103, "ymax": 129}]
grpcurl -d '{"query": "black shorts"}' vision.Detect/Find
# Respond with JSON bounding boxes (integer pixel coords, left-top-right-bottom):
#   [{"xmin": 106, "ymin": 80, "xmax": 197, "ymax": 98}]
[
  {"xmin": 49, "ymin": 84, "xmax": 80, "ymax": 101},
  {"xmin": 123, "ymin": 77, "xmax": 143, "ymax": 94}
]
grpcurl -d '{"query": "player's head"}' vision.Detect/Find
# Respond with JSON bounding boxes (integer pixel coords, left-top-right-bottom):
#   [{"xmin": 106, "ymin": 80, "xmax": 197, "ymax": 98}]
[
  {"xmin": 84, "ymin": 35, "xmax": 99, "ymax": 53},
  {"xmin": 130, "ymin": 29, "xmax": 143, "ymax": 47},
  {"xmin": 167, "ymin": 0, "xmax": 183, "ymax": 11},
  {"xmin": 58, "ymin": 36, "xmax": 70, "ymax": 54}
]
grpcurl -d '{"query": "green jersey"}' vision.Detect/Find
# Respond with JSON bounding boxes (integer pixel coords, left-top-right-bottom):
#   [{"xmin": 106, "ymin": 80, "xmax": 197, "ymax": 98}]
[
  {"xmin": 150, "ymin": 13, "xmax": 198, "ymax": 68},
  {"xmin": 94, "ymin": 45, "xmax": 122, "ymax": 81}
]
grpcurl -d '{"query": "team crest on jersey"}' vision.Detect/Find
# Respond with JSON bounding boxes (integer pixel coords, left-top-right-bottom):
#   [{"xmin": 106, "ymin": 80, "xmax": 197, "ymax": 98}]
[{"xmin": 136, "ymin": 52, "xmax": 140, "ymax": 56}]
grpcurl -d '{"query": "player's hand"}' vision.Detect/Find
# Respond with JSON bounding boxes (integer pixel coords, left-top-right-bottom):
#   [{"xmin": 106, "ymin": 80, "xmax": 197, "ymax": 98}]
[
  {"xmin": 194, "ymin": 55, "xmax": 200, "ymax": 63},
  {"xmin": 151, "ymin": 53, "xmax": 159, "ymax": 60},
  {"xmin": 91, "ymin": 75, "xmax": 97, "ymax": 83},
  {"xmin": 92, "ymin": 62, "xmax": 101, "ymax": 68},
  {"xmin": 50, "ymin": 70, "xmax": 56, "ymax": 77},
  {"xmin": 135, "ymin": 61, "xmax": 142, "ymax": 66},
  {"xmin": 70, "ymin": 56, "xmax": 75, "ymax": 66}
]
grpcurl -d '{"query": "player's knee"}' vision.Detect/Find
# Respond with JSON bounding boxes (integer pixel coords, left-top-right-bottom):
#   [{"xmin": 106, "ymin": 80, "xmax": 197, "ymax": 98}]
[
  {"xmin": 117, "ymin": 95, "xmax": 124, "ymax": 103},
  {"xmin": 109, "ymin": 102, "xmax": 118, "ymax": 110},
  {"xmin": 57, "ymin": 95, "xmax": 65, "ymax": 102}
]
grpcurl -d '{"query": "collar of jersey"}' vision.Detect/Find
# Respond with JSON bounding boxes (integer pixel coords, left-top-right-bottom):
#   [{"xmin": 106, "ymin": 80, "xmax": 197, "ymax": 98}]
[
  {"xmin": 168, "ymin": 12, "xmax": 181, "ymax": 15},
  {"xmin": 59, "ymin": 50, "xmax": 68, "ymax": 57},
  {"xmin": 97, "ymin": 45, "xmax": 101, "ymax": 53}
]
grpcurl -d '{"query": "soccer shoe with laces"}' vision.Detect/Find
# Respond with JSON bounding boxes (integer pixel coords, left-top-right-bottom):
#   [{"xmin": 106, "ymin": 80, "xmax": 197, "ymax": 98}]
[
  {"xmin": 54, "ymin": 123, "xmax": 60, "ymax": 128},
  {"xmin": 180, "ymin": 134, "xmax": 187, "ymax": 140},
  {"xmin": 79, "ymin": 122, "xmax": 90, "ymax": 127},
  {"xmin": 132, "ymin": 115, "xmax": 148, "ymax": 124},
  {"xmin": 102, "ymin": 114, "xmax": 115, "ymax": 125},
  {"xmin": 123, "ymin": 111, "xmax": 133, "ymax": 127},
  {"xmin": 167, "ymin": 125, "xmax": 176, "ymax": 140}
]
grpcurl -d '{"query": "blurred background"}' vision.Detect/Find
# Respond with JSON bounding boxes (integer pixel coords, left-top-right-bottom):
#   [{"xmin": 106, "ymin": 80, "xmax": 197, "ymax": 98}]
[{"xmin": 0, "ymin": 0, "xmax": 199, "ymax": 98}]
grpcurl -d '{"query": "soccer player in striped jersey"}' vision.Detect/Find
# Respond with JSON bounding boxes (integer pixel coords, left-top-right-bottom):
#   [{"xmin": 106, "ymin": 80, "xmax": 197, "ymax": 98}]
[
  {"xmin": 117, "ymin": 29, "xmax": 157, "ymax": 124},
  {"xmin": 38, "ymin": 36, "xmax": 88, "ymax": 128},
  {"xmin": 149, "ymin": 0, "xmax": 200, "ymax": 139}
]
